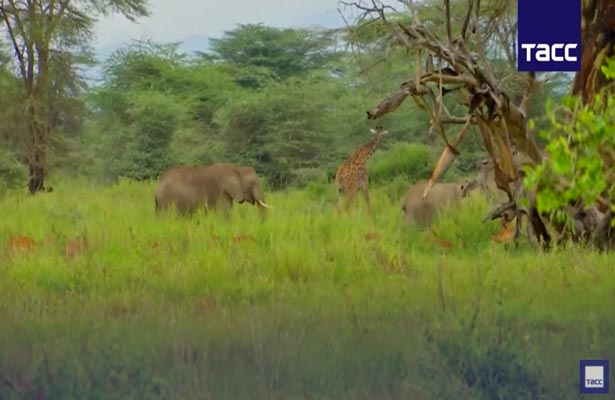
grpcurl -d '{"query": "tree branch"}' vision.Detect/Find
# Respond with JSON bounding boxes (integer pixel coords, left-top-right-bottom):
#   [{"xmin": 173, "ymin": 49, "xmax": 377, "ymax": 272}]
[
  {"xmin": 0, "ymin": 2, "xmax": 27, "ymax": 80},
  {"xmin": 461, "ymin": 0, "xmax": 474, "ymax": 39},
  {"xmin": 444, "ymin": 0, "xmax": 451, "ymax": 42}
]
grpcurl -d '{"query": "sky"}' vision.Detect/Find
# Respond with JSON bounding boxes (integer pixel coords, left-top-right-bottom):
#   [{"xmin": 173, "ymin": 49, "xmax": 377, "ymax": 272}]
[{"xmin": 92, "ymin": 0, "xmax": 369, "ymax": 57}]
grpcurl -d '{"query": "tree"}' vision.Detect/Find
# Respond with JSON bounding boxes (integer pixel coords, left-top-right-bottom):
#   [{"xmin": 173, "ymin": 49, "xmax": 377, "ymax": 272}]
[
  {"xmin": 0, "ymin": 0, "xmax": 149, "ymax": 193},
  {"xmin": 213, "ymin": 70, "xmax": 367, "ymax": 188},
  {"xmin": 86, "ymin": 40, "xmax": 244, "ymax": 182},
  {"xmin": 206, "ymin": 23, "xmax": 341, "ymax": 81},
  {"xmin": 571, "ymin": 0, "xmax": 615, "ymax": 103},
  {"xmin": 342, "ymin": 0, "xmax": 613, "ymax": 249}
]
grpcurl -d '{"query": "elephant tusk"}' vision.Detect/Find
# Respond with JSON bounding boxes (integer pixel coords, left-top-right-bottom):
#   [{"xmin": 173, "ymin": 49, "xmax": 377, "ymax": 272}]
[{"xmin": 257, "ymin": 199, "xmax": 274, "ymax": 209}]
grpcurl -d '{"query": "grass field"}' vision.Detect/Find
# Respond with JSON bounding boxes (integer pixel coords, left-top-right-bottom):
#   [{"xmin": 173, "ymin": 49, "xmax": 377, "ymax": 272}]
[{"xmin": 1, "ymin": 178, "xmax": 614, "ymax": 399}]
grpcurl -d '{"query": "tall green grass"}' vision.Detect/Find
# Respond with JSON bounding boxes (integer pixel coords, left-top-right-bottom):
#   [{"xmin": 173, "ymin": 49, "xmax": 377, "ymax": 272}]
[{"xmin": 0, "ymin": 178, "xmax": 614, "ymax": 399}]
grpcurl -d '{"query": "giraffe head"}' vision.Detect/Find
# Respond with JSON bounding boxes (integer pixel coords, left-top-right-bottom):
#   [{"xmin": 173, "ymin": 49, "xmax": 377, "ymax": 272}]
[
  {"xmin": 363, "ymin": 125, "xmax": 388, "ymax": 156},
  {"xmin": 370, "ymin": 126, "xmax": 389, "ymax": 137}
]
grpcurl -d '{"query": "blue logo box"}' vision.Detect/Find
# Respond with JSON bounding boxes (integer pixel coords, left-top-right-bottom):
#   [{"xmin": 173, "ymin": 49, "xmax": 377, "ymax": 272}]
[
  {"xmin": 517, "ymin": 0, "xmax": 581, "ymax": 72},
  {"xmin": 580, "ymin": 360, "xmax": 609, "ymax": 395}
]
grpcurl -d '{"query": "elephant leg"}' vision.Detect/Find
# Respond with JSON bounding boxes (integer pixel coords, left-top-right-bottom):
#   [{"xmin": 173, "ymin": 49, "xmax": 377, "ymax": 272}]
[{"xmin": 218, "ymin": 195, "xmax": 233, "ymax": 218}]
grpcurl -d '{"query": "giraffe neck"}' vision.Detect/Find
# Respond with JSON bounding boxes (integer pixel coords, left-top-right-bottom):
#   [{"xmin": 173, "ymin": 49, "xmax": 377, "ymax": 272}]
[{"xmin": 356, "ymin": 134, "xmax": 383, "ymax": 163}]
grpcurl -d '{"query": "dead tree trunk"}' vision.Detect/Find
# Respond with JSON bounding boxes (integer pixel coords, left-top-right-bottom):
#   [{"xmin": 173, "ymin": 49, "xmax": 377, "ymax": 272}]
[
  {"xmin": 572, "ymin": 0, "xmax": 615, "ymax": 103},
  {"xmin": 347, "ymin": 0, "xmax": 614, "ymax": 249},
  {"xmin": 571, "ymin": 0, "xmax": 615, "ymax": 247},
  {"xmin": 347, "ymin": 0, "xmax": 549, "ymax": 246}
]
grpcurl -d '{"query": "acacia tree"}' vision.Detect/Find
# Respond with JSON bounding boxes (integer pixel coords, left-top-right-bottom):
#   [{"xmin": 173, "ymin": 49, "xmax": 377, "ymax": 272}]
[
  {"xmin": 0, "ymin": 0, "xmax": 149, "ymax": 193},
  {"xmin": 343, "ymin": 0, "xmax": 615, "ymax": 248}
]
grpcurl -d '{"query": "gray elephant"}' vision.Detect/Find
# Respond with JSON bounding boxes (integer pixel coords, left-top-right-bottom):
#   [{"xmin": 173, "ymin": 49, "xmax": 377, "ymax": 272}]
[
  {"xmin": 401, "ymin": 180, "xmax": 470, "ymax": 228},
  {"xmin": 154, "ymin": 163, "xmax": 273, "ymax": 216},
  {"xmin": 461, "ymin": 153, "xmax": 535, "ymax": 201}
]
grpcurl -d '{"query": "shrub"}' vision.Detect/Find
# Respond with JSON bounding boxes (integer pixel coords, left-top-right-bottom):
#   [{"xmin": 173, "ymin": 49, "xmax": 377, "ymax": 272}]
[
  {"xmin": 0, "ymin": 148, "xmax": 27, "ymax": 190},
  {"xmin": 368, "ymin": 142, "xmax": 434, "ymax": 184}
]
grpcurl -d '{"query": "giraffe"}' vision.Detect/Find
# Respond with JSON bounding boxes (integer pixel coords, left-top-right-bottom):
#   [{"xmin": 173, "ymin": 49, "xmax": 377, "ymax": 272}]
[{"xmin": 334, "ymin": 126, "xmax": 389, "ymax": 213}]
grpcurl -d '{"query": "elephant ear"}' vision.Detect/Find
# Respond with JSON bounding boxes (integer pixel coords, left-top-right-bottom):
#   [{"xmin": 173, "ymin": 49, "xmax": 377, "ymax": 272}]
[{"xmin": 232, "ymin": 166, "xmax": 257, "ymax": 204}]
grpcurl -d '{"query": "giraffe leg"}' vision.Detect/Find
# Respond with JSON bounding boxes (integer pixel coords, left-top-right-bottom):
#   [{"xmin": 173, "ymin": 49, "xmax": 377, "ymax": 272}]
[
  {"xmin": 336, "ymin": 190, "xmax": 344, "ymax": 214},
  {"xmin": 344, "ymin": 186, "xmax": 358, "ymax": 213},
  {"xmin": 362, "ymin": 187, "xmax": 371, "ymax": 211},
  {"xmin": 358, "ymin": 173, "xmax": 372, "ymax": 215}
]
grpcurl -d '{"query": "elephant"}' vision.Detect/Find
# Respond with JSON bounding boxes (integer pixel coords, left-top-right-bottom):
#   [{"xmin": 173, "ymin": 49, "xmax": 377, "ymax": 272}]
[
  {"xmin": 154, "ymin": 163, "xmax": 273, "ymax": 217},
  {"xmin": 401, "ymin": 180, "xmax": 471, "ymax": 228},
  {"xmin": 460, "ymin": 152, "xmax": 536, "ymax": 201}
]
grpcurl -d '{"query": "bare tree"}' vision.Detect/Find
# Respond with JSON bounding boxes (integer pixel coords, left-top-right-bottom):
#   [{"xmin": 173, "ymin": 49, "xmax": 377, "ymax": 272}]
[{"xmin": 343, "ymin": 0, "xmax": 614, "ymax": 248}]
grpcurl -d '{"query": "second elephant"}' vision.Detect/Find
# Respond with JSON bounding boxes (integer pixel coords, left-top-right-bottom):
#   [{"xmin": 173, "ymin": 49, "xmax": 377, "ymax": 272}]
[{"xmin": 401, "ymin": 180, "xmax": 469, "ymax": 228}]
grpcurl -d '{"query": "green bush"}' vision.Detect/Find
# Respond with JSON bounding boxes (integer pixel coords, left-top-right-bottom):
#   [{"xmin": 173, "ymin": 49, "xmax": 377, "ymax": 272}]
[
  {"xmin": 368, "ymin": 142, "xmax": 434, "ymax": 184},
  {"xmin": 381, "ymin": 175, "xmax": 411, "ymax": 203},
  {"xmin": 0, "ymin": 148, "xmax": 27, "ymax": 190},
  {"xmin": 290, "ymin": 167, "xmax": 325, "ymax": 188}
]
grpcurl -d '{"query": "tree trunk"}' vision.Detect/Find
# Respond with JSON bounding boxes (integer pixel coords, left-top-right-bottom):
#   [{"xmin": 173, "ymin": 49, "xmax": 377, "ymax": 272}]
[
  {"xmin": 569, "ymin": 0, "xmax": 615, "ymax": 248},
  {"xmin": 27, "ymin": 150, "xmax": 46, "ymax": 194},
  {"xmin": 26, "ymin": 89, "xmax": 49, "ymax": 195},
  {"xmin": 572, "ymin": 0, "xmax": 615, "ymax": 103}
]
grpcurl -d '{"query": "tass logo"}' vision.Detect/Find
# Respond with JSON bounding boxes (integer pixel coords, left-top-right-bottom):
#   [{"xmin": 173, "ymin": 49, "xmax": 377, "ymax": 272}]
[
  {"xmin": 580, "ymin": 360, "xmax": 609, "ymax": 395},
  {"xmin": 517, "ymin": 0, "xmax": 581, "ymax": 71}
]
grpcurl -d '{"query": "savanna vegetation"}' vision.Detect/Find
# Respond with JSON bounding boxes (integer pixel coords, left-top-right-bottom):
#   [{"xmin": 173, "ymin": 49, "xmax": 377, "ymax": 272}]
[{"xmin": 0, "ymin": 0, "xmax": 614, "ymax": 398}]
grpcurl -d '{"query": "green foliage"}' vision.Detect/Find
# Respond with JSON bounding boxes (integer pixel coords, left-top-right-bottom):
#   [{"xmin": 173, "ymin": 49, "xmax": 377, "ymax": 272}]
[
  {"xmin": 87, "ymin": 40, "xmax": 246, "ymax": 182},
  {"xmin": 121, "ymin": 91, "xmax": 185, "ymax": 180},
  {"xmin": 95, "ymin": 40, "xmax": 241, "ymax": 125},
  {"xmin": 0, "ymin": 0, "xmax": 149, "ymax": 189},
  {"xmin": 380, "ymin": 175, "xmax": 412, "ymax": 203},
  {"xmin": 369, "ymin": 142, "xmax": 434, "ymax": 184},
  {"xmin": 64, "ymin": 18, "xmax": 569, "ymax": 190},
  {"xmin": 524, "ymin": 55, "xmax": 615, "ymax": 217},
  {"xmin": 85, "ymin": 89, "xmax": 185, "ymax": 182},
  {"xmin": 1, "ymin": 181, "xmax": 614, "ymax": 398},
  {"xmin": 206, "ymin": 23, "xmax": 339, "ymax": 81},
  {"xmin": 0, "ymin": 148, "xmax": 27, "ymax": 191},
  {"xmin": 214, "ymin": 70, "xmax": 366, "ymax": 188}
]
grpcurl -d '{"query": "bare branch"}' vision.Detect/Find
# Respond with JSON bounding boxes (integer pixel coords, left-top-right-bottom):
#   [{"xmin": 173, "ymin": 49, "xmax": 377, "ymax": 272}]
[
  {"xmin": 441, "ymin": 116, "xmax": 474, "ymax": 124},
  {"xmin": 423, "ymin": 117, "xmax": 473, "ymax": 197},
  {"xmin": 345, "ymin": 0, "xmax": 553, "ymax": 245},
  {"xmin": 444, "ymin": 0, "xmax": 451, "ymax": 42},
  {"xmin": 0, "ymin": 4, "xmax": 27, "ymax": 80},
  {"xmin": 461, "ymin": 0, "xmax": 474, "ymax": 39},
  {"xmin": 415, "ymin": 48, "xmax": 421, "ymax": 91},
  {"xmin": 366, "ymin": 81, "xmax": 427, "ymax": 119},
  {"xmin": 421, "ymin": 71, "xmax": 478, "ymax": 87},
  {"xmin": 518, "ymin": 72, "xmax": 536, "ymax": 116}
]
